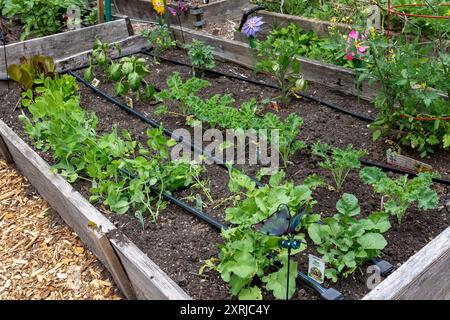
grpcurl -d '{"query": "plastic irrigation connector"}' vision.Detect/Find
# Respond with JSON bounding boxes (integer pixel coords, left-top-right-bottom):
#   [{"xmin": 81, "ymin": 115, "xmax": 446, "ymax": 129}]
[
  {"xmin": 369, "ymin": 257, "xmax": 394, "ymax": 277},
  {"xmin": 297, "ymin": 272, "xmax": 344, "ymax": 300}
]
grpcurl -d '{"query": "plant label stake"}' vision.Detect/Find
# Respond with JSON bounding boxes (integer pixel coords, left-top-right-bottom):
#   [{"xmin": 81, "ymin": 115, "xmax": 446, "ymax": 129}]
[{"xmin": 253, "ymin": 204, "xmax": 307, "ymax": 300}]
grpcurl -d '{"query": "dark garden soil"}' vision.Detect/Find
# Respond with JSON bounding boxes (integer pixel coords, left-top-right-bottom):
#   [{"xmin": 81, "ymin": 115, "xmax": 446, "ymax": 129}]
[
  {"xmin": 0, "ymin": 49, "xmax": 449, "ymax": 300},
  {"xmin": 0, "ymin": 17, "xmax": 23, "ymax": 43}
]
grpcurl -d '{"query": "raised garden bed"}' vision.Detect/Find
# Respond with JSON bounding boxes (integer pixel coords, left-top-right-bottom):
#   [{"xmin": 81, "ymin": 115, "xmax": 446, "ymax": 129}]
[
  {"xmin": 0, "ymin": 18, "xmax": 145, "ymax": 78},
  {"xmin": 1, "ymin": 29, "xmax": 449, "ymax": 300}
]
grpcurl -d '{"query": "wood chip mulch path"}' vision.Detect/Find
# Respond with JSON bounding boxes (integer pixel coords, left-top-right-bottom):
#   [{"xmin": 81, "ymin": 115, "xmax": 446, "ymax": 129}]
[{"xmin": 0, "ymin": 159, "xmax": 122, "ymax": 300}]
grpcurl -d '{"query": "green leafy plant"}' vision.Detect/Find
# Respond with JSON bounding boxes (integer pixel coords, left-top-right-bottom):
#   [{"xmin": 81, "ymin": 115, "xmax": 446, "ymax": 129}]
[
  {"xmin": 108, "ymin": 56, "xmax": 155, "ymax": 100},
  {"xmin": 360, "ymin": 167, "xmax": 439, "ymax": 223},
  {"xmin": 84, "ymin": 38, "xmax": 122, "ymax": 82},
  {"xmin": 308, "ymin": 193, "xmax": 390, "ymax": 282},
  {"xmin": 141, "ymin": 25, "xmax": 176, "ymax": 57},
  {"xmin": 255, "ymin": 23, "xmax": 307, "ymax": 106},
  {"xmin": 203, "ymin": 170, "xmax": 321, "ymax": 300},
  {"xmin": 7, "ymin": 55, "xmax": 56, "ymax": 90},
  {"xmin": 311, "ymin": 142, "xmax": 368, "ymax": 191},
  {"xmin": 155, "ymin": 72, "xmax": 210, "ymax": 117},
  {"xmin": 84, "ymin": 39, "xmax": 155, "ymax": 101},
  {"xmin": 1, "ymin": 0, "xmax": 86, "ymax": 40},
  {"xmin": 184, "ymin": 39, "xmax": 216, "ymax": 76},
  {"xmin": 368, "ymin": 37, "xmax": 450, "ymax": 157},
  {"xmin": 84, "ymin": 7, "xmax": 98, "ymax": 26}
]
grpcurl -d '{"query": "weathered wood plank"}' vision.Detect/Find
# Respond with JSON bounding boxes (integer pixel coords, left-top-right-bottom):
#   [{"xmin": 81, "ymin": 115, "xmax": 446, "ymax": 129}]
[
  {"xmin": 110, "ymin": 235, "xmax": 191, "ymax": 300},
  {"xmin": 171, "ymin": 25, "xmax": 378, "ymax": 100},
  {"xmin": 91, "ymin": 228, "xmax": 137, "ymax": 300},
  {"xmin": 197, "ymin": 0, "xmax": 250, "ymax": 19},
  {"xmin": 363, "ymin": 225, "xmax": 450, "ymax": 300},
  {"xmin": 386, "ymin": 149, "xmax": 432, "ymax": 174},
  {"xmin": 0, "ymin": 119, "xmax": 190, "ymax": 300},
  {"xmin": 56, "ymin": 35, "xmax": 149, "ymax": 72},
  {"xmin": 0, "ymin": 19, "xmax": 132, "ymax": 77},
  {"xmin": 251, "ymin": 10, "xmax": 351, "ymax": 38}
]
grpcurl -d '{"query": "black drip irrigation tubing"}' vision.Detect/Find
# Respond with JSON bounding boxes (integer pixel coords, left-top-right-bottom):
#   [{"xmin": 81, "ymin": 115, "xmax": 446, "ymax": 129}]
[{"xmin": 138, "ymin": 49, "xmax": 450, "ymax": 186}]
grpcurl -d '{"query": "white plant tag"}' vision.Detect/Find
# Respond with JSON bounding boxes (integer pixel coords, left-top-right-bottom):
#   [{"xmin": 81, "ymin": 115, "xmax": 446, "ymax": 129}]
[
  {"xmin": 91, "ymin": 78, "xmax": 100, "ymax": 87},
  {"xmin": 125, "ymin": 97, "xmax": 134, "ymax": 109},
  {"xmin": 386, "ymin": 149, "xmax": 432, "ymax": 174},
  {"xmin": 308, "ymin": 254, "xmax": 325, "ymax": 284}
]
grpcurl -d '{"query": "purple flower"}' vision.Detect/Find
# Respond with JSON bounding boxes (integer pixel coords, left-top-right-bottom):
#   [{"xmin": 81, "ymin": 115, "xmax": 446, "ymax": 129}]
[
  {"xmin": 242, "ymin": 16, "xmax": 264, "ymax": 38},
  {"xmin": 178, "ymin": 0, "xmax": 188, "ymax": 12},
  {"xmin": 168, "ymin": 6, "xmax": 177, "ymax": 16}
]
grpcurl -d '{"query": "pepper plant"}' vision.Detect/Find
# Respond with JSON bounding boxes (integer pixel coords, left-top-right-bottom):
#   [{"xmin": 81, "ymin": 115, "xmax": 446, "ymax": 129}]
[
  {"xmin": 84, "ymin": 39, "xmax": 155, "ymax": 101},
  {"xmin": 360, "ymin": 167, "xmax": 439, "ymax": 223},
  {"xmin": 84, "ymin": 38, "xmax": 122, "ymax": 81},
  {"xmin": 108, "ymin": 56, "xmax": 155, "ymax": 100}
]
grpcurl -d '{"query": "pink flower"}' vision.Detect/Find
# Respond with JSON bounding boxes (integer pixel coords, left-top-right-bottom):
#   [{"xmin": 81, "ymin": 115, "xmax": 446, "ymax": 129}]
[
  {"xmin": 357, "ymin": 46, "xmax": 369, "ymax": 54},
  {"xmin": 348, "ymin": 30, "xmax": 359, "ymax": 40},
  {"xmin": 346, "ymin": 52, "xmax": 355, "ymax": 61}
]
